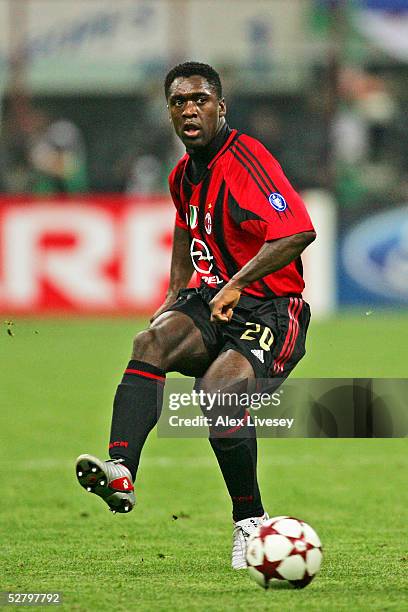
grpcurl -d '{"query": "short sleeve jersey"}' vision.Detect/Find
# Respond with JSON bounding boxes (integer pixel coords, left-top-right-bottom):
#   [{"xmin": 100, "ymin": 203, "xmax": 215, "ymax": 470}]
[{"xmin": 168, "ymin": 129, "xmax": 315, "ymax": 298}]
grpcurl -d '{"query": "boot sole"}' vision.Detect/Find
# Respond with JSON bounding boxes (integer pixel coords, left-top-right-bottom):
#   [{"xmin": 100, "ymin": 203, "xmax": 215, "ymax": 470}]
[{"xmin": 75, "ymin": 454, "xmax": 134, "ymax": 514}]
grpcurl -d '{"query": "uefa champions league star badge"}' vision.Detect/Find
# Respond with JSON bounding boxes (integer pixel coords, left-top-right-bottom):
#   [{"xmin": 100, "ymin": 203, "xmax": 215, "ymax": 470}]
[{"xmin": 268, "ymin": 192, "xmax": 287, "ymax": 212}]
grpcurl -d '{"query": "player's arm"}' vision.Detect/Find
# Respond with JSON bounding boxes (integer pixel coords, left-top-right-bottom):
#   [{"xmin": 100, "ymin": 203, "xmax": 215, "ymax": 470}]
[
  {"xmin": 210, "ymin": 231, "xmax": 316, "ymax": 323},
  {"xmin": 150, "ymin": 225, "xmax": 193, "ymax": 323}
]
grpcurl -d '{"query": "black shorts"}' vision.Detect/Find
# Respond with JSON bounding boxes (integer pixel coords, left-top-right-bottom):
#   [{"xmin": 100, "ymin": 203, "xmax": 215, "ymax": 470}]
[{"xmin": 167, "ymin": 285, "xmax": 310, "ymax": 382}]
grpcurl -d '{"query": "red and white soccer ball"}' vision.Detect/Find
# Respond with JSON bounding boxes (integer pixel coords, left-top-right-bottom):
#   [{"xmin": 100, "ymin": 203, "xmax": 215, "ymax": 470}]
[{"xmin": 246, "ymin": 516, "xmax": 323, "ymax": 589}]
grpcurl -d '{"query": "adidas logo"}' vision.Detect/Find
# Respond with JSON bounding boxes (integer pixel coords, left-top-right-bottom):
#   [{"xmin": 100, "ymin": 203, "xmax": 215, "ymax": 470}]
[{"xmin": 251, "ymin": 349, "xmax": 264, "ymax": 363}]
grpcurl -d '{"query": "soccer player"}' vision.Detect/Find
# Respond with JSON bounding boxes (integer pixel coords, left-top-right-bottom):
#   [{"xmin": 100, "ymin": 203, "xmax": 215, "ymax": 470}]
[{"xmin": 76, "ymin": 62, "xmax": 316, "ymax": 570}]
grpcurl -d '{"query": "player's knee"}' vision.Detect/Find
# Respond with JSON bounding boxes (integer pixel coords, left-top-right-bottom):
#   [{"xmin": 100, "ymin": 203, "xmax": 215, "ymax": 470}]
[{"xmin": 132, "ymin": 328, "xmax": 167, "ymax": 367}]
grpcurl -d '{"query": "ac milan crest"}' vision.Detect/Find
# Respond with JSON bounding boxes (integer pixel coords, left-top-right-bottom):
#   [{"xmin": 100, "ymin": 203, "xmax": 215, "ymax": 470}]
[{"xmin": 205, "ymin": 212, "xmax": 212, "ymax": 234}]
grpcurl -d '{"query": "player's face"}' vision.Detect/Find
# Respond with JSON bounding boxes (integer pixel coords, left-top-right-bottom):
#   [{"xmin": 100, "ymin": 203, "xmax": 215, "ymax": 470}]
[{"xmin": 167, "ymin": 75, "xmax": 226, "ymax": 149}]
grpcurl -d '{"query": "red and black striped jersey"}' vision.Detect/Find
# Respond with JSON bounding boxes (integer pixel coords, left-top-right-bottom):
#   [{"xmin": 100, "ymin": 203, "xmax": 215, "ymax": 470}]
[{"xmin": 168, "ymin": 129, "xmax": 315, "ymax": 298}]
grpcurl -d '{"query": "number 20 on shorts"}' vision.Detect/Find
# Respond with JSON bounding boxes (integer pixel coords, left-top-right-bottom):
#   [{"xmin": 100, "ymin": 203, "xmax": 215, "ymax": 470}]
[{"xmin": 240, "ymin": 322, "xmax": 274, "ymax": 350}]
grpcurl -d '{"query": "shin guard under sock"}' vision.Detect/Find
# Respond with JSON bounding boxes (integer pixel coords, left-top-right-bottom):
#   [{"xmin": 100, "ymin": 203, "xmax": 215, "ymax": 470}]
[{"xmin": 109, "ymin": 360, "xmax": 165, "ymax": 479}]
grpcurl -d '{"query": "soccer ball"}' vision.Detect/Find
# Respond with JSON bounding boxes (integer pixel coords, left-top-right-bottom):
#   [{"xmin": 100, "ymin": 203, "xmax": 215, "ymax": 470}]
[{"xmin": 246, "ymin": 516, "xmax": 322, "ymax": 589}]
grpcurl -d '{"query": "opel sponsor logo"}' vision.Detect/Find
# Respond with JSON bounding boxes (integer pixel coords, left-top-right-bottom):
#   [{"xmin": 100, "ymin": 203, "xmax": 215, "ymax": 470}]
[{"xmin": 190, "ymin": 238, "xmax": 214, "ymax": 274}]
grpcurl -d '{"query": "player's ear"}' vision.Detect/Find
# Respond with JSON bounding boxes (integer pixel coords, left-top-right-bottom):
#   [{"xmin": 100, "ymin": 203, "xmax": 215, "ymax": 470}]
[
  {"xmin": 219, "ymin": 97, "xmax": 226, "ymax": 117},
  {"xmin": 167, "ymin": 104, "xmax": 172, "ymax": 122}
]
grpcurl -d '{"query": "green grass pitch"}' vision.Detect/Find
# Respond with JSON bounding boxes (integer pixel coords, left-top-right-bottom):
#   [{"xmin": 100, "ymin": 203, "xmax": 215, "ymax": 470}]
[{"xmin": 1, "ymin": 312, "xmax": 408, "ymax": 611}]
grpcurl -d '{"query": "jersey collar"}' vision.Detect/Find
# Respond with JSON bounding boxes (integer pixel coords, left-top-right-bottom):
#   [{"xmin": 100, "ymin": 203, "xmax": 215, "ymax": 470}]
[{"xmin": 207, "ymin": 128, "xmax": 238, "ymax": 169}]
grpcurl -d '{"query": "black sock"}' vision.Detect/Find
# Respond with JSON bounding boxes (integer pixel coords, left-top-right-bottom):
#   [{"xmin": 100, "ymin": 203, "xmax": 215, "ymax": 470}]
[
  {"xmin": 209, "ymin": 414, "xmax": 264, "ymax": 522},
  {"xmin": 109, "ymin": 359, "xmax": 165, "ymax": 480}
]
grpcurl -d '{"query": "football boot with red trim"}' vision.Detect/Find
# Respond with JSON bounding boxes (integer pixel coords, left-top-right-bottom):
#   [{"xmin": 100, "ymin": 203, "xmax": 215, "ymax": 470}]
[
  {"xmin": 232, "ymin": 513, "xmax": 269, "ymax": 569},
  {"xmin": 75, "ymin": 454, "xmax": 135, "ymax": 514}
]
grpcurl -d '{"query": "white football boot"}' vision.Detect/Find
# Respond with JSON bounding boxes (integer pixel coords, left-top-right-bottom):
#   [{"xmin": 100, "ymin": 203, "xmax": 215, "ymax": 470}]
[
  {"xmin": 75, "ymin": 454, "xmax": 135, "ymax": 514},
  {"xmin": 232, "ymin": 513, "xmax": 269, "ymax": 569}
]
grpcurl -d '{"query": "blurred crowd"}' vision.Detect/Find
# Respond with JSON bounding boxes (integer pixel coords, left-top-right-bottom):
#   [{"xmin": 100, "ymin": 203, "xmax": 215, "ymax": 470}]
[
  {"xmin": 0, "ymin": 105, "xmax": 88, "ymax": 194},
  {"xmin": 0, "ymin": 66, "xmax": 407, "ymax": 210}
]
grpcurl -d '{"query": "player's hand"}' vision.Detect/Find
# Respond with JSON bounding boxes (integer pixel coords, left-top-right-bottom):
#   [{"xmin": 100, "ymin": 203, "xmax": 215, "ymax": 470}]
[
  {"xmin": 209, "ymin": 285, "xmax": 242, "ymax": 323},
  {"xmin": 150, "ymin": 292, "xmax": 178, "ymax": 324}
]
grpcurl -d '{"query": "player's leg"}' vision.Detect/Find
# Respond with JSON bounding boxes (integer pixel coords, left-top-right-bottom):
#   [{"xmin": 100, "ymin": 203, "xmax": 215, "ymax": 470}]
[
  {"xmin": 77, "ymin": 308, "xmax": 213, "ymax": 512},
  {"xmin": 201, "ymin": 349, "xmax": 264, "ymax": 521},
  {"xmin": 199, "ymin": 349, "xmax": 268, "ymax": 568},
  {"xmin": 210, "ymin": 296, "xmax": 311, "ymax": 566},
  {"xmin": 109, "ymin": 310, "xmax": 212, "ymax": 475}
]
